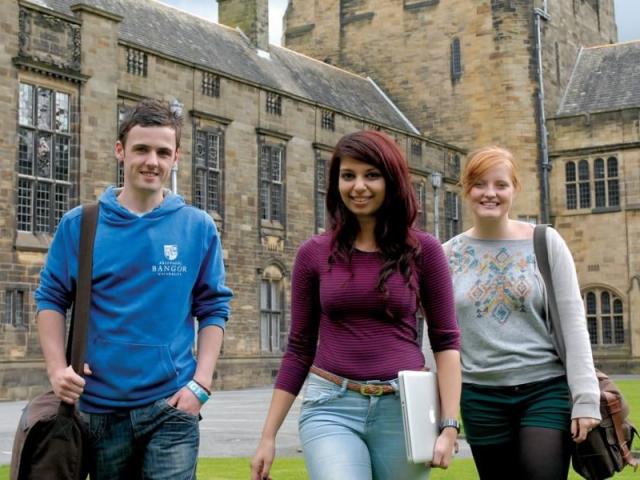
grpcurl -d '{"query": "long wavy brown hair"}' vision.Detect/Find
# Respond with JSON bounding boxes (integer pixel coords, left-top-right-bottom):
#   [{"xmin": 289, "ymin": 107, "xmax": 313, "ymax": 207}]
[{"xmin": 326, "ymin": 130, "xmax": 421, "ymax": 320}]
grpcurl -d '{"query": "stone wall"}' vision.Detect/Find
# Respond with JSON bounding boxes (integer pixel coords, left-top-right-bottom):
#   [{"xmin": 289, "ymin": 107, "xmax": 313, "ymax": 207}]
[
  {"xmin": 283, "ymin": 0, "xmax": 616, "ymax": 222},
  {"xmin": 0, "ymin": 0, "xmax": 462, "ymax": 397},
  {"xmin": 548, "ymin": 108, "xmax": 640, "ymax": 363}
]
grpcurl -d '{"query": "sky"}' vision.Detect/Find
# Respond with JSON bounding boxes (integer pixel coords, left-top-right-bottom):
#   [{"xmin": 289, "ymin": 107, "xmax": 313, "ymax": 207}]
[{"xmin": 160, "ymin": 0, "xmax": 639, "ymax": 44}]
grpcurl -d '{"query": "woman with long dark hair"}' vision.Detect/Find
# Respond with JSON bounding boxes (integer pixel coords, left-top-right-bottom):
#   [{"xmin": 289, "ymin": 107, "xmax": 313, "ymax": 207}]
[{"xmin": 251, "ymin": 130, "xmax": 461, "ymax": 480}]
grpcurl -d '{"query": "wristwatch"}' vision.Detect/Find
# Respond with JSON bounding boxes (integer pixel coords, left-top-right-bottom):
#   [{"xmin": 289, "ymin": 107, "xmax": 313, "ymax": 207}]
[{"xmin": 439, "ymin": 418, "xmax": 460, "ymax": 433}]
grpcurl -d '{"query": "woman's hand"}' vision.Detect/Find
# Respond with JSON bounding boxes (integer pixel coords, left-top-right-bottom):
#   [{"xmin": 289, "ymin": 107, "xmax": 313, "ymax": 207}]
[
  {"xmin": 572, "ymin": 417, "xmax": 601, "ymax": 443},
  {"xmin": 250, "ymin": 436, "xmax": 276, "ymax": 480},
  {"xmin": 430, "ymin": 428, "xmax": 458, "ymax": 469}
]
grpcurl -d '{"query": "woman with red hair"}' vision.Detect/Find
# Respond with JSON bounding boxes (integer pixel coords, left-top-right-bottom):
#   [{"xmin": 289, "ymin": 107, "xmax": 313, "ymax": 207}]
[
  {"xmin": 444, "ymin": 146, "xmax": 600, "ymax": 479},
  {"xmin": 251, "ymin": 130, "xmax": 461, "ymax": 480}
]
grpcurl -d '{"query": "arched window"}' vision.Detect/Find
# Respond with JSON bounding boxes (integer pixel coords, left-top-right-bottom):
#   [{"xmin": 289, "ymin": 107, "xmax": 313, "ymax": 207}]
[
  {"xmin": 565, "ymin": 161, "xmax": 577, "ymax": 209},
  {"xmin": 583, "ymin": 288, "xmax": 624, "ymax": 346},
  {"xmin": 578, "ymin": 160, "xmax": 590, "ymax": 208},
  {"xmin": 260, "ymin": 265, "xmax": 286, "ymax": 353}
]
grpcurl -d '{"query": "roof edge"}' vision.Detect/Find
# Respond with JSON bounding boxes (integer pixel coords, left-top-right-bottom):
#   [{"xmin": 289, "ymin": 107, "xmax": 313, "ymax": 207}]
[{"xmin": 366, "ymin": 77, "xmax": 420, "ymax": 135}]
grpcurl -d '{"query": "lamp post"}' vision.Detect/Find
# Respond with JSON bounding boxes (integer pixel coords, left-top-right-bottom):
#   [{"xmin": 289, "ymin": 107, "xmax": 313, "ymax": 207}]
[
  {"xmin": 169, "ymin": 98, "xmax": 183, "ymax": 194},
  {"xmin": 431, "ymin": 171, "xmax": 442, "ymax": 240}
]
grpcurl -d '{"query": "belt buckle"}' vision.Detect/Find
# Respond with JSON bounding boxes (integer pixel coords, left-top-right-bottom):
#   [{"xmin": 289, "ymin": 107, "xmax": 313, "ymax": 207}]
[{"xmin": 360, "ymin": 384, "xmax": 384, "ymax": 396}]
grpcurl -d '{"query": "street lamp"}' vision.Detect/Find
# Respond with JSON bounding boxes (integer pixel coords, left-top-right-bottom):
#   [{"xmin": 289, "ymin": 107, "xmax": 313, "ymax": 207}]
[
  {"xmin": 169, "ymin": 98, "xmax": 183, "ymax": 194},
  {"xmin": 431, "ymin": 171, "xmax": 442, "ymax": 240}
]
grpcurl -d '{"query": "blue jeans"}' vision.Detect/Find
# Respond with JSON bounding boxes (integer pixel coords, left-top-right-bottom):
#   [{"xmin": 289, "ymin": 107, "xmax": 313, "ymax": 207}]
[
  {"xmin": 298, "ymin": 373, "xmax": 430, "ymax": 480},
  {"xmin": 81, "ymin": 398, "xmax": 199, "ymax": 480}
]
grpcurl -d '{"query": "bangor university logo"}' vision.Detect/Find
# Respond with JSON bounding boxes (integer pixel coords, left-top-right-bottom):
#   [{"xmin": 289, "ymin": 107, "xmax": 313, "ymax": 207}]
[{"xmin": 164, "ymin": 244, "xmax": 178, "ymax": 261}]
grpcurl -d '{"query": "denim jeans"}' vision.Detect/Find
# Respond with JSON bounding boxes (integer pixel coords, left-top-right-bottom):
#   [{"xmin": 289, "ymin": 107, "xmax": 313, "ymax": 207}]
[
  {"xmin": 81, "ymin": 398, "xmax": 199, "ymax": 480},
  {"xmin": 298, "ymin": 373, "xmax": 430, "ymax": 480}
]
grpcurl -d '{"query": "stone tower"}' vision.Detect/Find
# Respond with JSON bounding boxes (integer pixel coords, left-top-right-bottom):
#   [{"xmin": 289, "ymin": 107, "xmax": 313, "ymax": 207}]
[
  {"xmin": 283, "ymin": 0, "xmax": 617, "ymax": 220},
  {"xmin": 219, "ymin": 0, "xmax": 269, "ymax": 50}
]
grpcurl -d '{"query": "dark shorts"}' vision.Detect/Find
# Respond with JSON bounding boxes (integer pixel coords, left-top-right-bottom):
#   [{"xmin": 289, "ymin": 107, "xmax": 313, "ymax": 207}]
[{"xmin": 461, "ymin": 375, "xmax": 572, "ymax": 446}]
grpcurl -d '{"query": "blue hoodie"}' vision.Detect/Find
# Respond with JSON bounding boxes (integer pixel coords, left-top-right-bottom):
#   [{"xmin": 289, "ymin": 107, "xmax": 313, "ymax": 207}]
[{"xmin": 35, "ymin": 187, "xmax": 233, "ymax": 413}]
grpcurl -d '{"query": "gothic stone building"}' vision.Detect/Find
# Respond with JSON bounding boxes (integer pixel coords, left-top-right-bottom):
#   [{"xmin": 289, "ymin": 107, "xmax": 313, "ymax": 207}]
[
  {"xmin": 283, "ymin": 1, "xmax": 640, "ymax": 371},
  {"xmin": 0, "ymin": 0, "xmax": 464, "ymax": 399}
]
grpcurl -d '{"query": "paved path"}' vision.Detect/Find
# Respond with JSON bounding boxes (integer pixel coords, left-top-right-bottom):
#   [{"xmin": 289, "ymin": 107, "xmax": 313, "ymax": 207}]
[{"xmin": 0, "ymin": 387, "xmax": 472, "ymax": 465}]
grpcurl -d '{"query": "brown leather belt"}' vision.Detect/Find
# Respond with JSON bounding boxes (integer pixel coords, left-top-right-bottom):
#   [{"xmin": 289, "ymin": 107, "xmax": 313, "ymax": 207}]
[{"xmin": 309, "ymin": 366, "xmax": 396, "ymax": 396}]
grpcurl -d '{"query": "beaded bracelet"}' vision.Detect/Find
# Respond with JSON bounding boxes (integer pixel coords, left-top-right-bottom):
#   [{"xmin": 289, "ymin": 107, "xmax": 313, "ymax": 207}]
[{"xmin": 186, "ymin": 380, "xmax": 210, "ymax": 404}]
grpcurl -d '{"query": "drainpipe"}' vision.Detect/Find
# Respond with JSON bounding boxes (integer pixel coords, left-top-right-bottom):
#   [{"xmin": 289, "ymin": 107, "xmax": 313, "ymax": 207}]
[{"xmin": 534, "ymin": 4, "xmax": 550, "ymax": 223}]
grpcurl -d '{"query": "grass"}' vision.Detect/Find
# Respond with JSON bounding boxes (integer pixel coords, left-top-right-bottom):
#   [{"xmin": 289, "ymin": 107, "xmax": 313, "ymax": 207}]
[{"xmin": 2, "ymin": 379, "xmax": 639, "ymax": 479}]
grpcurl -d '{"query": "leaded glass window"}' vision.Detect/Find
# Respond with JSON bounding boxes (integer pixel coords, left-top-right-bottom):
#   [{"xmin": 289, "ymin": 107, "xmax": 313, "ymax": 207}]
[
  {"xmin": 583, "ymin": 288, "xmax": 625, "ymax": 346},
  {"xmin": 266, "ymin": 92, "xmax": 282, "ymax": 115},
  {"xmin": 444, "ymin": 191, "xmax": 460, "ymax": 240},
  {"xmin": 193, "ymin": 129, "xmax": 223, "ymax": 215},
  {"xmin": 259, "ymin": 144, "xmax": 285, "ymax": 223},
  {"xmin": 4, "ymin": 289, "xmax": 26, "ymax": 329},
  {"xmin": 260, "ymin": 267, "xmax": 286, "ymax": 353},
  {"xmin": 17, "ymin": 83, "xmax": 72, "ymax": 233}
]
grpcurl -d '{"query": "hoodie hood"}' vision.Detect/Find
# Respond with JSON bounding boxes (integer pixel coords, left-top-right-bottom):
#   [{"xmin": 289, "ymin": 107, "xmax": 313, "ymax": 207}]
[{"xmin": 99, "ymin": 186, "xmax": 185, "ymax": 224}]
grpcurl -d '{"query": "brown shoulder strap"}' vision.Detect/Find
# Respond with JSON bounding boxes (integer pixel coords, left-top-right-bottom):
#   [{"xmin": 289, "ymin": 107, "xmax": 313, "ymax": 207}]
[
  {"xmin": 605, "ymin": 392, "xmax": 639, "ymax": 468},
  {"xmin": 66, "ymin": 203, "xmax": 99, "ymax": 375}
]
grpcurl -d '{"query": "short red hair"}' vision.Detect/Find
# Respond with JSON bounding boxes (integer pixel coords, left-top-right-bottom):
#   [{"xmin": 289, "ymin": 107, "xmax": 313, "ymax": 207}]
[{"xmin": 461, "ymin": 146, "xmax": 521, "ymax": 197}]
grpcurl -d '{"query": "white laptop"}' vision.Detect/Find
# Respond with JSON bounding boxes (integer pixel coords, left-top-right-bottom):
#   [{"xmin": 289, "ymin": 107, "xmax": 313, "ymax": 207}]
[{"xmin": 398, "ymin": 370, "xmax": 440, "ymax": 464}]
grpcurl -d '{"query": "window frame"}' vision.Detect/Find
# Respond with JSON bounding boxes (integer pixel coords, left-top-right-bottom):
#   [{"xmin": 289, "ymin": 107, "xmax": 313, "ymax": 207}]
[
  {"xmin": 126, "ymin": 47, "xmax": 148, "ymax": 77},
  {"xmin": 202, "ymin": 72, "xmax": 220, "ymax": 98},
  {"xmin": 259, "ymin": 142, "xmax": 286, "ymax": 225},
  {"xmin": 193, "ymin": 127, "xmax": 225, "ymax": 218},
  {"xmin": 3, "ymin": 289, "xmax": 27, "ymax": 330},
  {"xmin": 266, "ymin": 92, "xmax": 282, "ymax": 116},
  {"xmin": 413, "ymin": 180, "xmax": 427, "ymax": 231},
  {"xmin": 450, "ymin": 37, "xmax": 462, "ymax": 83},
  {"xmin": 17, "ymin": 82, "xmax": 73, "ymax": 234},
  {"xmin": 320, "ymin": 109, "xmax": 335, "ymax": 131},
  {"xmin": 583, "ymin": 287, "xmax": 625, "ymax": 347},
  {"xmin": 444, "ymin": 191, "xmax": 460, "ymax": 240},
  {"xmin": 314, "ymin": 151, "xmax": 328, "ymax": 233},
  {"xmin": 564, "ymin": 157, "xmax": 620, "ymax": 211},
  {"xmin": 260, "ymin": 268, "xmax": 286, "ymax": 353}
]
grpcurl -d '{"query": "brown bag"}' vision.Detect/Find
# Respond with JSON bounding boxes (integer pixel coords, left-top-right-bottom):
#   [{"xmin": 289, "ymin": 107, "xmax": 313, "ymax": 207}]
[
  {"xmin": 10, "ymin": 204, "xmax": 98, "ymax": 480},
  {"xmin": 572, "ymin": 371, "xmax": 638, "ymax": 480},
  {"xmin": 534, "ymin": 225, "xmax": 639, "ymax": 479}
]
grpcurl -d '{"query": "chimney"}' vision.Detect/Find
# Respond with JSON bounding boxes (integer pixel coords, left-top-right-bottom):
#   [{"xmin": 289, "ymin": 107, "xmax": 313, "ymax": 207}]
[{"xmin": 218, "ymin": 0, "xmax": 269, "ymax": 51}]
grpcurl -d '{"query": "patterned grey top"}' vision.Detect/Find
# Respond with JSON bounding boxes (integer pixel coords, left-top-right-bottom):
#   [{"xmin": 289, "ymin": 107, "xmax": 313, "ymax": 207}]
[{"xmin": 444, "ymin": 234, "xmax": 565, "ymax": 386}]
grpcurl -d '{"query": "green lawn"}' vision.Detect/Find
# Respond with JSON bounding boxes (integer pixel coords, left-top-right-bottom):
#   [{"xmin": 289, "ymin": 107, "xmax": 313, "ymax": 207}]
[{"xmin": 2, "ymin": 379, "xmax": 638, "ymax": 480}]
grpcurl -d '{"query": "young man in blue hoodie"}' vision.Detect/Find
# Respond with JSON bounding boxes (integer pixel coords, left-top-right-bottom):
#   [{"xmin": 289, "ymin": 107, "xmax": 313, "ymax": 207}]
[{"xmin": 35, "ymin": 98, "xmax": 232, "ymax": 479}]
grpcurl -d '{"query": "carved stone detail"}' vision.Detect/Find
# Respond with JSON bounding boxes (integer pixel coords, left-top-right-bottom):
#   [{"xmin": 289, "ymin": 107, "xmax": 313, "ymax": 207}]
[{"xmin": 17, "ymin": 7, "xmax": 82, "ymax": 73}]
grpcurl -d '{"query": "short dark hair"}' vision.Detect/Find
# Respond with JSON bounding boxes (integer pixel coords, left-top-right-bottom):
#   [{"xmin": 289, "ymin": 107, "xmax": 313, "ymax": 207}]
[{"xmin": 118, "ymin": 98, "xmax": 183, "ymax": 148}]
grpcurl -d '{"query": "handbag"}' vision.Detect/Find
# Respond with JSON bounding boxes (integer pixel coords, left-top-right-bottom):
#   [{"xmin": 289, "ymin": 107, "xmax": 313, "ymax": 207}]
[
  {"xmin": 10, "ymin": 203, "xmax": 99, "ymax": 480},
  {"xmin": 533, "ymin": 224, "xmax": 638, "ymax": 480}
]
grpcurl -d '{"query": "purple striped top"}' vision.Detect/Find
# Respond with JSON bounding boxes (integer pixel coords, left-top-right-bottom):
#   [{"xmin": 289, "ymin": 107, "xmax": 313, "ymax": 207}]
[{"xmin": 274, "ymin": 231, "xmax": 460, "ymax": 396}]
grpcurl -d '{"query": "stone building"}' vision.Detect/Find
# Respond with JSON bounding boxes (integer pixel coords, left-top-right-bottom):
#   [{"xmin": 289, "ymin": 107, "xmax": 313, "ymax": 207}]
[
  {"xmin": 283, "ymin": 0, "xmax": 617, "ymax": 225},
  {"xmin": 282, "ymin": 0, "xmax": 640, "ymax": 371},
  {"xmin": 0, "ymin": 0, "xmax": 464, "ymax": 398},
  {"xmin": 547, "ymin": 41, "xmax": 640, "ymax": 371}
]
